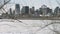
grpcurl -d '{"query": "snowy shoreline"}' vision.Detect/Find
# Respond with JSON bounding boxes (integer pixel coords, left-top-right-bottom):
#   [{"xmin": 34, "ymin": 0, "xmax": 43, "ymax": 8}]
[{"xmin": 0, "ymin": 19, "xmax": 60, "ymax": 34}]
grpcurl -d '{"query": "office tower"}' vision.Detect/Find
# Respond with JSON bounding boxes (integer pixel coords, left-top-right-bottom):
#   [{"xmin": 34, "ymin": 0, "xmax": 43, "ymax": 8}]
[
  {"xmin": 15, "ymin": 4, "xmax": 20, "ymax": 15},
  {"xmin": 10, "ymin": 8, "xmax": 12, "ymax": 15},
  {"xmin": 8, "ymin": 8, "xmax": 12, "ymax": 15},
  {"xmin": 13, "ymin": 10, "xmax": 15, "ymax": 15},
  {"xmin": 34, "ymin": 9, "xmax": 40, "ymax": 16},
  {"xmin": 47, "ymin": 8, "xmax": 52, "ymax": 16},
  {"xmin": 25, "ymin": 6, "xmax": 29, "ymax": 14},
  {"xmin": 29, "ymin": 7, "xmax": 35, "ymax": 14},
  {"xmin": 40, "ymin": 5, "xmax": 48, "ymax": 16},
  {"xmin": 54, "ymin": 7, "xmax": 60, "ymax": 16},
  {"xmin": 21, "ymin": 6, "xmax": 29, "ymax": 15},
  {"xmin": 21, "ymin": 7, "xmax": 25, "ymax": 15},
  {"xmin": 40, "ymin": 5, "xmax": 52, "ymax": 16},
  {"xmin": 31, "ymin": 7, "xmax": 35, "ymax": 14}
]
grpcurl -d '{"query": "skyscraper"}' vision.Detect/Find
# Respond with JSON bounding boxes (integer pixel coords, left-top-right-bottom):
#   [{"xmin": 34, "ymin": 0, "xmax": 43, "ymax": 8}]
[
  {"xmin": 15, "ymin": 4, "xmax": 20, "ymax": 15},
  {"xmin": 29, "ymin": 7, "xmax": 35, "ymax": 14},
  {"xmin": 25, "ymin": 6, "xmax": 29, "ymax": 14},
  {"xmin": 40, "ymin": 5, "xmax": 52, "ymax": 16},
  {"xmin": 13, "ymin": 10, "xmax": 15, "ymax": 15},
  {"xmin": 54, "ymin": 7, "xmax": 60, "ymax": 16},
  {"xmin": 8, "ymin": 8, "xmax": 12, "ymax": 15},
  {"xmin": 40, "ymin": 5, "xmax": 48, "ymax": 16},
  {"xmin": 21, "ymin": 6, "xmax": 29, "ymax": 15}
]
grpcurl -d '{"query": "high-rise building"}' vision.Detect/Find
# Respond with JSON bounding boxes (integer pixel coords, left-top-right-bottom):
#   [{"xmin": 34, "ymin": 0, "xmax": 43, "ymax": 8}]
[
  {"xmin": 47, "ymin": 8, "xmax": 52, "ymax": 16},
  {"xmin": 29, "ymin": 7, "xmax": 35, "ymax": 14},
  {"xmin": 15, "ymin": 4, "xmax": 20, "ymax": 15},
  {"xmin": 39, "ymin": 5, "xmax": 52, "ymax": 16},
  {"xmin": 21, "ymin": 6, "xmax": 29, "ymax": 15},
  {"xmin": 8, "ymin": 8, "xmax": 12, "ymax": 15},
  {"xmin": 21, "ymin": 7, "xmax": 25, "ymax": 15},
  {"xmin": 25, "ymin": 6, "xmax": 29, "ymax": 14},
  {"xmin": 40, "ymin": 5, "xmax": 48, "ymax": 16},
  {"xmin": 10, "ymin": 8, "xmax": 12, "ymax": 15},
  {"xmin": 54, "ymin": 7, "xmax": 60, "ymax": 16},
  {"xmin": 34, "ymin": 9, "xmax": 40, "ymax": 16},
  {"xmin": 13, "ymin": 10, "xmax": 15, "ymax": 15}
]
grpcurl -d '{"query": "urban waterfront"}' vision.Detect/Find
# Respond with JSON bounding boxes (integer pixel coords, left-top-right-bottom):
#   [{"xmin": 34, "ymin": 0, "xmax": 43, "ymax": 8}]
[
  {"xmin": 0, "ymin": 0, "xmax": 60, "ymax": 34},
  {"xmin": 0, "ymin": 19, "xmax": 60, "ymax": 34},
  {"xmin": 1, "ymin": 4, "xmax": 60, "ymax": 19}
]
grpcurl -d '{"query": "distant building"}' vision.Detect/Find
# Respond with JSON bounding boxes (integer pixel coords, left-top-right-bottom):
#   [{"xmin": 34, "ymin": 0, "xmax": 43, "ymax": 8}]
[
  {"xmin": 21, "ymin": 7, "xmax": 25, "ymax": 15},
  {"xmin": 39, "ymin": 5, "xmax": 52, "ymax": 16},
  {"xmin": 21, "ymin": 6, "xmax": 29, "ymax": 15},
  {"xmin": 46, "ymin": 8, "xmax": 52, "ymax": 16},
  {"xmin": 8, "ymin": 8, "xmax": 12, "ymax": 15},
  {"xmin": 13, "ymin": 10, "xmax": 15, "ymax": 16},
  {"xmin": 34, "ymin": 9, "xmax": 40, "ymax": 16},
  {"xmin": 10, "ymin": 8, "xmax": 12, "ymax": 15},
  {"xmin": 54, "ymin": 7, "xmax": 60, "ymax": 16},
  {"xmin": 15, "ymin": 4, "xmax": 20, "ymax": 15},
  {"xmin": 30, "ymin": 7, "xmax": 35, "ymax": 14}
]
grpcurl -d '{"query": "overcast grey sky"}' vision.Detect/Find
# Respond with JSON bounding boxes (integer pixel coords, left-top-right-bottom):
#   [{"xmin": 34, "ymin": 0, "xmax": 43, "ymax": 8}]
[
  {"xmin": 0, "ymin": 0, "xmax": 60, "ymax": 14},
  {"xmin": 9, "ymin": 0, "xmax": 60, "ymax": 10}
]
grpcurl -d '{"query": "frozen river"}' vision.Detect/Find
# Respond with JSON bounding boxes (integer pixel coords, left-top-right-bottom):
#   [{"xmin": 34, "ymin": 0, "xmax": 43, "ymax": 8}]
[{"xmin": 0, "ymin": 19, "xmax": 60, "ymax": 34}]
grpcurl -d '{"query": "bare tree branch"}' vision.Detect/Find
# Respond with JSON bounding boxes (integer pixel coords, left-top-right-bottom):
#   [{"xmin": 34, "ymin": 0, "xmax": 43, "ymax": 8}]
[
  {"xmin": 48, "ymin": 27, "xmax": 60, "ymax": 34},
  {"xmin": 2, "ymin": 8, "xmax": 6, "ymax": 12},
  {"xmin": 56, "ymin": 0, "xmax": 60, "ymax": 5},
  {"xmin": 15, "ymin": 19, "xmax": 28, "ymax": 25},
  {"xmin": 34, "ymin": 21, "xmax": 60, "ymax": 34},
  {"xmin": 0, "ymin": 0, "xmax": 11, "ymax": 9}
]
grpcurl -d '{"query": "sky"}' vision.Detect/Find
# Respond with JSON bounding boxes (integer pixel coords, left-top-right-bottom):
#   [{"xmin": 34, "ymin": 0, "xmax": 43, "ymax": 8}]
[
  {"xmin": 0, "ymin": 0, "xmax": 60, "ymax": 14},
  {"xmin": 9, "ymin": 0, "xmax": 60, "ymax": 10}
]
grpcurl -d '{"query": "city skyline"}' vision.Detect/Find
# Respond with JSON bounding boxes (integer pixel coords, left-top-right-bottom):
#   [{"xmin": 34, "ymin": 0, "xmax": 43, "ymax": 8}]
[
  {"xmin": 9, "ymin": 0, "xmax": 60, "ymax": 10},
  {"xmin": 0, "ymin": 0, "xmax": 60, "ymax": 15},
  {"xmin": 0, "ymin": 3, "xmax": 60, "ymax": 19}
]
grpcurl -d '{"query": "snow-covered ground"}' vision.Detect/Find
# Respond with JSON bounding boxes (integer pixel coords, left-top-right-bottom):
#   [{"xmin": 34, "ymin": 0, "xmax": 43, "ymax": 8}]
[{"xmin": 0, "ymin": 19, "xmax": 60, "ymax": 34}]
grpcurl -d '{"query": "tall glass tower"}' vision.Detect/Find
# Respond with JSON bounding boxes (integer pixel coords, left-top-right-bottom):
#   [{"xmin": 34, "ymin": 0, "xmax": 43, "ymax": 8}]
[{"xmin": 15, "ymin": 4, "xmax": 20, "ymax": 15}]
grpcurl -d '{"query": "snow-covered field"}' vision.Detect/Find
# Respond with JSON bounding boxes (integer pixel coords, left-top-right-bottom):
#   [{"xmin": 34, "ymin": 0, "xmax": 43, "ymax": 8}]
[{"xmin": 0, "ymin": 19, "xmax": 60, "ymax": 34}]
